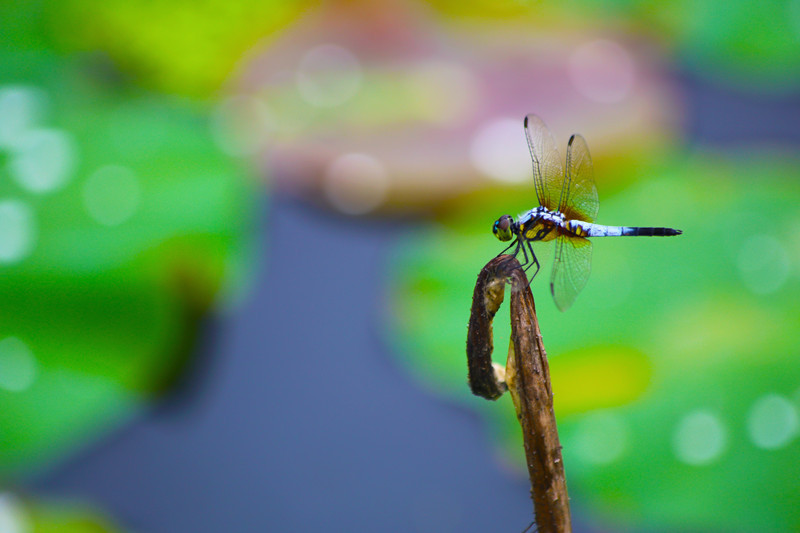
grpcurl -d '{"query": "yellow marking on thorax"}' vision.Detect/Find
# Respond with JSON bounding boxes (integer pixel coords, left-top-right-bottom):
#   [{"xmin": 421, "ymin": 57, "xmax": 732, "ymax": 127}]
[{"xmin": 521, "ymin": 220, "xmax": 560, "ymax": 242}]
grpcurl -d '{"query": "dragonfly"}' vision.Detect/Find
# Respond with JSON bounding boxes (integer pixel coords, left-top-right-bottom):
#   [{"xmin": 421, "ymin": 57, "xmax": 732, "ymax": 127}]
[{"xmin": 492, "ymin": 114, "xmax": 682, "ymax": 311}]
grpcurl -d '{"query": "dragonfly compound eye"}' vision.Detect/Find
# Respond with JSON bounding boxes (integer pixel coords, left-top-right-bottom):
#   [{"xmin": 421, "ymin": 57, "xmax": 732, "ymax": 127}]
[{"xmin": 493, "ymin": 215, "xmax": 514, "ymax": 242}]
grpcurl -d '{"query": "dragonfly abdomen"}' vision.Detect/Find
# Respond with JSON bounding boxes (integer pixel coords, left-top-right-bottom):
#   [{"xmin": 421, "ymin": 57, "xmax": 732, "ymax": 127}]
[
  {"xmin": 569, "ymin": 220, "xmax": 682, "ymax": 237},
  {"xmin": 620, "ymin": 226, "xmax": 682, "ymax": 236}
]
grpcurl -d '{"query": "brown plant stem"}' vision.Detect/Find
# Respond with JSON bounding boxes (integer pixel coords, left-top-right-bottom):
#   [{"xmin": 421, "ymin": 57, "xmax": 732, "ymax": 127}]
[{"xmin": 466, "ymin": 254, "xmax": 571, "ymax": 533}]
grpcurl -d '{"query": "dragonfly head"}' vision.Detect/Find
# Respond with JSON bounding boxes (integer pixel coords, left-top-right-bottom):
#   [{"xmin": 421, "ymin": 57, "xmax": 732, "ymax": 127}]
[{"xmin": 492, "ymin": 215, "xmax": 515, "ymax": 242}]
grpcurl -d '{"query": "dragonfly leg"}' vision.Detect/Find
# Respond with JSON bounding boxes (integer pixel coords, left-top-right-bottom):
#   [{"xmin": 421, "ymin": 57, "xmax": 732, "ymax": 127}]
[
  {"xmin": 518, "ymin": 238, "xmax": 530, "ymax": 267},
  {"xmin": 523, "ymin": 240, "xmax": 540, "ymax": 278},
  {"xmin": 497, "ymin": 238, "xmax": 519, "ymax": 257},
  {"xmin": 521, "ymin": 241, "xmax": 541, "ymax": 291}
]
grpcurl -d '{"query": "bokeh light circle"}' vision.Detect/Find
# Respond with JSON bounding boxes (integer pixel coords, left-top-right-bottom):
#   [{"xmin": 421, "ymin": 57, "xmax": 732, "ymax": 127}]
[
  {"xmin": 82, "ymin": 165, "xmax": 141, "ymax": 226},
  {"xmin": 8, "ymin": 128, "xmax": 76, "ymax": 193},
  {"xmin": 0, "ymin": 337, "xmax": 37, "ymax": 393},
  {"xmin": 572, "ymin": 410, "xmax": 629, "ymax": 464},
  {"xmin": 0, "ymin": 86, "xmax": 44, "ymax": 150},
  {"xmin": 737, "ymin": 234, "xmax": 790, "ymax": 294},
  {"xmin": 0, "ymin": 200, "xmax": 36, "ymax": 264},
  {"xmin": 470, "ymin": 118, "xmax": 530, "ymax": 183},
  {"xmin": 296, "ymin": 44, "xmax": 362, "ymax": 108},
  {"xmin": 323, "ymin": 153, "xmax": 390, "ymax": 215},
  {"xmin": 0, "ymin": 493, "xmax": 30, "ymax": 533},
  {"xmin": 747, "ymin": 393, "xmax": 799, "ymax": 450},
  {"xmin": 673, "ymin": 410, "xmax": 727, "ymax": 465},
  {"xmin": 569, "ymin": 39, "xmax": 635, "ymax": 104}
]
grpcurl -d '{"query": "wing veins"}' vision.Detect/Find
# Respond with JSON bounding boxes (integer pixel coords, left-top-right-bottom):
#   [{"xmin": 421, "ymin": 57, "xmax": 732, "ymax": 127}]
[{"xmin": 523, "ymin": 114, "xmax": 563, "ymax": 210}]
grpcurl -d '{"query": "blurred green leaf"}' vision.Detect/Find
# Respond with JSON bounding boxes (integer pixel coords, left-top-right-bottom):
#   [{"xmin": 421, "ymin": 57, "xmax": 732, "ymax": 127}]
[
  {"xmin": 42, "ymin": 0, "xmax": 307, "ymax": 97},
  {"xmin": 30, "ymin": 496, "xmax": 121, "ymax": 533},
  {"xmin": 0, "ymin": 52, "xmax": 258, "ymax": 475}
]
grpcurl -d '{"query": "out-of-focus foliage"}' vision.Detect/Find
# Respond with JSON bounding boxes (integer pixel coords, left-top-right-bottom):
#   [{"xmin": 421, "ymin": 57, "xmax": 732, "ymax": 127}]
[
  {"xmin": 636, "ymin": 0, "xmax": 800, "ymax": 88},
  {"xmin": 36, "ymin": 0, "xmax": 308, "ymax": 97},
  {"xmin": 0, "ymin": 49, "xmax": 257, "ymax": 474},
  {"xmin": 428, "ymin": 0, "xmax": 800, "ymax": 90},
  {"xmin": 389, "ymin": 153, "xmax": 800, "ymax": 531},
  {"xmin": 0, "ymin": 492, "xmax": 122, "ymax": 533},
  {"xmin": 0, "ymin": 3, "xmax": 261, "ymax": 529}
]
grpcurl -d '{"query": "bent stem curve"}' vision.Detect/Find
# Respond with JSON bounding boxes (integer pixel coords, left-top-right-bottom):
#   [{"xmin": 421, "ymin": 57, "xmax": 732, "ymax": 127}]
[{"xmin": 467, "ymin": 254, "xmax": 571, "ymax": 533}]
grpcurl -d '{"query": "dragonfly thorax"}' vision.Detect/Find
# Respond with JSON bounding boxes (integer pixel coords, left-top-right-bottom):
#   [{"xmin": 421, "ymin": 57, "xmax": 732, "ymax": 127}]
[
  {"xmin": 516, "ymin": 207, "xmax": 565, "ymax": 242},
  {"xmin": 492, "ymin": 207, "xmax": 567, "ymax": 243},
  {"xmin": 519, "ymin": 206, "xmax": 564, "ymax": 226}
]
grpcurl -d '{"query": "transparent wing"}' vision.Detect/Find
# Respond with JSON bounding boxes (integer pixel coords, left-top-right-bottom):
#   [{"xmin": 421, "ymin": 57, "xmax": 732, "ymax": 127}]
[
  {"xmin": 560, "ymin": 134, "xmax": 599, "ymax": 223},
  {"xmin": 550, "ymin": 234, "xmax": 592, "ymax": 312},
  {"xmin": 524, "ymin": 114, "xmax": 564, "ymax": 210}
]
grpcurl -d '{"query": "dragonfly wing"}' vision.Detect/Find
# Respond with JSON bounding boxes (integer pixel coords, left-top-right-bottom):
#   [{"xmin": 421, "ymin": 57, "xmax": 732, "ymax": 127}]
[
  {"xmin": 550, "ymin": 234, "xmax": 592, "ymax": 312},
  {"xmin": 524, "ymin": 114, "xmax": 564, "ymax": 210},
  {"xmin": 561, "ymin": 134, "xmax": 599, "ymax": 223}
]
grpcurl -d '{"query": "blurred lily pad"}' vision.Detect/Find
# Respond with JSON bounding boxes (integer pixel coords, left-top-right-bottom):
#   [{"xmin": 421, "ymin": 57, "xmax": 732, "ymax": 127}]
[
  {"xmin": 239, "ymin": 9, "xmax": 680, "ymax": 214},
  {"xmin": 387, "ymin": 152, "xmax": 800, "ymax": 531},
  {"xmin": 39, "ymin": 0, "xmax": 306, "ymax": 97},
  {"xmin": 0, "ymin": 53, "xmax": 257, "ymax": 475}
]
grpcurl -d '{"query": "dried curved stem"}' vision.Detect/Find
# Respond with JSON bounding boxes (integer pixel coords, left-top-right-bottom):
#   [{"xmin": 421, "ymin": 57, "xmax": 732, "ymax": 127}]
[{"xmin": 466, "ymin": 254, "xmax": 571, "ymax": 533}]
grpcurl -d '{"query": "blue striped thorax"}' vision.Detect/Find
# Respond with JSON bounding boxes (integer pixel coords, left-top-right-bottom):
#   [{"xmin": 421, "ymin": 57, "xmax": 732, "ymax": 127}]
[{"xmin": 518, "ymin": 207, "xmax": 564, "ymax": 242}]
